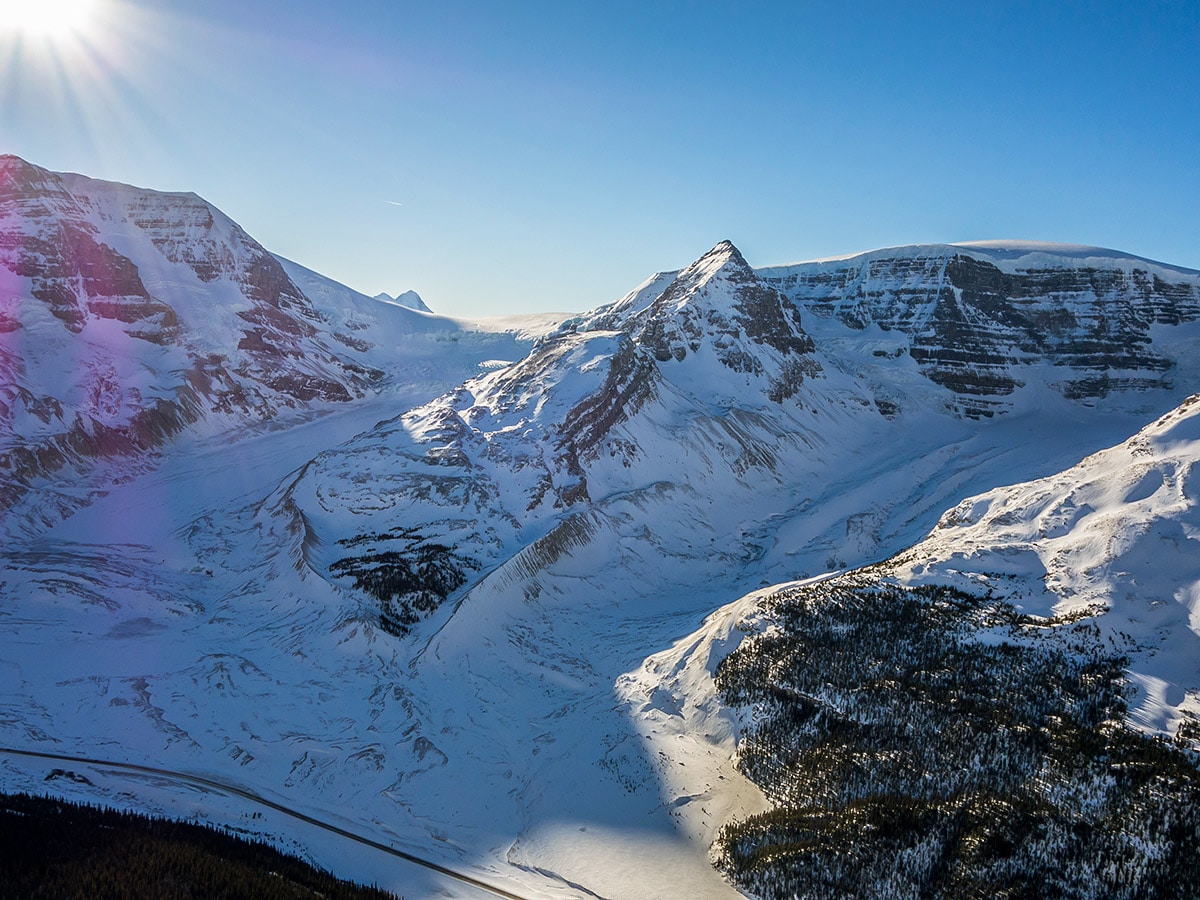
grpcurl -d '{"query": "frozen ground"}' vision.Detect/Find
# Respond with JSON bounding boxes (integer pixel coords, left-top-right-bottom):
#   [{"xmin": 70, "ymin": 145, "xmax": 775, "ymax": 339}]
[
  {"xmin": 0, "ymin": 379, "xmax": 1175, "ymax": 898},
  {"xmin": 5, "ymin": 217, "xmax": 1200, "ymax": 897}
]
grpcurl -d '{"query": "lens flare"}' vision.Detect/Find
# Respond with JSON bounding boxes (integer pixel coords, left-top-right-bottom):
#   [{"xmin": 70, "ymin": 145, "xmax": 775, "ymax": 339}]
[{"xmin": 0, "ymin": 0, "xmax": 99, "ymax": 37}]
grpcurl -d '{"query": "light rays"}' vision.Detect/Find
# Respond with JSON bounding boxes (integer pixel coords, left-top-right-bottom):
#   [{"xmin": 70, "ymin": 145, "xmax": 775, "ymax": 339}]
[
  {"xmin": 0, "ymin": 0, "xmax": 99, "ymax": 38},
  {"xmin": 1, "ymin": 0, "xmax": 141, "ymax": 164},
  {"xmin": 1, "ymin": 1, "xmax": 250, "ymax": 174}
]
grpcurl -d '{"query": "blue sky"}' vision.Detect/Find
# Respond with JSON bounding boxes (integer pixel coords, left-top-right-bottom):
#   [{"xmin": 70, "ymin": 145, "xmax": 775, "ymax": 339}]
[{"xmin": 4, "ymin": 0, "xmax": 1198, "ymax": 317}]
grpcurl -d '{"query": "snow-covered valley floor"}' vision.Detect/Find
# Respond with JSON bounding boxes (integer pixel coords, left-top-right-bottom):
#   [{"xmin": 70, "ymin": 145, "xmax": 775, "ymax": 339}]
[
  {"xmin": 1, "ymin": 383, "xmax": 1177, "ymax": 898},
  {"xmin": 2, "ymin": 397, "xmax": 759, "ymax": 898}
]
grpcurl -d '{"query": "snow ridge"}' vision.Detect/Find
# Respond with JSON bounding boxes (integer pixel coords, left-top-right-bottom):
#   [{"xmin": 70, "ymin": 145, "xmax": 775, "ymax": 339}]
[{"xmin": 7, "ymin": 155, "xmax": 1200, "ymax": 899}]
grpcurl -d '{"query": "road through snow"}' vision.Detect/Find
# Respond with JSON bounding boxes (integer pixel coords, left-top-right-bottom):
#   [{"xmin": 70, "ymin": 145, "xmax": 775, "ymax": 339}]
[{"xmin": 0, "ymin": 745, "xmax": 590, "ymax": 900}]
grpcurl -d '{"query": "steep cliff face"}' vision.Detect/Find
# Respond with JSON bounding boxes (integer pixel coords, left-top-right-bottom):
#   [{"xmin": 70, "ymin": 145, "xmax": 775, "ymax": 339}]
[
  {"xmin": 282, "ymin": 240, "xmax": 852, "ymax": 632},
  {"xmin": 760, "ymin": 242, "xmax": 1200, "ymax": 417},
  {"xmin": 0, "ymin": 156, "xmax": 388, "ymax": 529},
  {"xmin": 0, "ymin": 156, "xmax": 550, "ymax": 535}
]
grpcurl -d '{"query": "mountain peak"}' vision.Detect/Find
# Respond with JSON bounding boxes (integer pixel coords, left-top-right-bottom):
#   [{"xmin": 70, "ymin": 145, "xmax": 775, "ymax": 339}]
[
  {"xmin": 628, "ymin": 240, "xmax": 816, "ymax": 381},
  {"xmin": 0, "ymin": 154, "xmax": 57, "ymax": 192},
  {"xmin": 373, "ymin": 289, "xmax": 431, "ymax": 313},
  {"xmin": 679, "ymin": 239, "xmax": 754, "ymax": 284}
]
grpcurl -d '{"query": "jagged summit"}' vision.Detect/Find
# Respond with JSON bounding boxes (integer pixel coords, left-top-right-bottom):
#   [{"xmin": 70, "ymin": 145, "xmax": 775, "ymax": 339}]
[
  {"xmin": 564, "ymin": 240, "xmax": 751, "ymax": 331},
  {"xmin": 682, "ymin": 238, "xmax": 753, "ymax": 278},
  {"xmin": 625, "ymin": 240, "xmax": 815, "ymax": 373},
  {"xmin": 563, "ymin": 239, "xmax": 816, "ymax": 381},
  {"xmin": 640, "ymin": 241, "xmax": 755, "ymax": 314}
]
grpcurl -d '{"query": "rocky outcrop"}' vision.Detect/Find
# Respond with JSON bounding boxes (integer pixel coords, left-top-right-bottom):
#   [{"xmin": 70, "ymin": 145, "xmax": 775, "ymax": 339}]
[
  {"xmin": 761, "ymin": 244, "xmax": 1200, "ymax": 417},
  {"xmin": 568, "ymin": 240, "xmax": 823, "ymax": 413},
  {"xmin": 0, "ymin": 155, "xmax": 393, "ymax": 531},
  {"xmin": 628, "ymin": 241, "xmax": 816, "ymax": 373}
]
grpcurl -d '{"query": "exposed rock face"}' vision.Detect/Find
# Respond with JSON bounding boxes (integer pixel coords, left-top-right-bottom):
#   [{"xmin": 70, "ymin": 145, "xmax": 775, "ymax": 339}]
[
  {"xmin": 0, "ymin": 155, "xmax": 392, "ymax": 531},
  {"xmin": 625, "ymin": 241, "xmax": 815, "ymax": 368},
  {"xmin": 284, "ymin": 241, "xmax": 842, "ymax": 632},
  {"xmin": 573, "ymin": 240, "xmax": 822, "ymax": 403},
  {"xmin": 760, "ymin": 244, "xmax": 1200, "ymax": 417}
]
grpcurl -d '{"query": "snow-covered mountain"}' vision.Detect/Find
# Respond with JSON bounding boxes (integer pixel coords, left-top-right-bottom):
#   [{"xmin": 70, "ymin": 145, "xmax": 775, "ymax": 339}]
[
  {"xmin": 0, "ymin": 155, "xmax": 557, "ymax": 536},
  {"xmin": 235, "ymin": 238, "xmax": 1200, "ymax": 894},
  {"xmin": 280, "ymin": 238, "xmax": 1200, "ymax": 638},
  {"xmin": 759, "ymin": 241, "xmax": 1200, "ymax": 418},
  {"xmin": 900, "ymin": 392, "xmax": 1200, "ymax": 735},
  {"xmin": 276, "ymin": 240, "xmax": 870, "ymax": 632},
  {"xmin": 5, "ymin": 156, "xmax": 1200, "ymax": 899},
  {"xmin": 374, "ymin": 289, "xmax": 431, "ymax": 313},
  {"xmin": 636, "ymin": 392, "xmax": 1200, "ymax": 897}
]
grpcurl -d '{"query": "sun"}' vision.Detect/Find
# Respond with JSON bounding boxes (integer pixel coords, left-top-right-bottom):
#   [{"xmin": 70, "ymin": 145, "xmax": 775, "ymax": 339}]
[{"xmin": 0, "ymin": 0, "xmax": 99, "ymax": 38}]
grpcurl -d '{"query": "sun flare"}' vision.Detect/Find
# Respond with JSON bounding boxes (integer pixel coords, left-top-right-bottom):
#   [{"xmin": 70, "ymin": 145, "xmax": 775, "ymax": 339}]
[{"xmin": 0, "ymin": 0, "xmax": 99, "ymax": 38}]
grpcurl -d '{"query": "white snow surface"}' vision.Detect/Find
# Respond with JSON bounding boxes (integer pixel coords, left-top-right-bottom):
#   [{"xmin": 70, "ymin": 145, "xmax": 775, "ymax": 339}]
[
  {"xmin": 664, "ymin": 392, "xmax": 1200, "ymax": 801},
  {"xmin": 373, "ymin": 289, "xmax": 433, "ymax": 313},
  {"xmin": 6, "ymin": 162, "xmax": 1200, "ymax": 899},
  {"xmin": 886, "ymin": 393, "xmax": 1200, "ymax": 739},
  {"xmin": 762, "ymin": 239, "xmax": 1200, "ymax": 278}
]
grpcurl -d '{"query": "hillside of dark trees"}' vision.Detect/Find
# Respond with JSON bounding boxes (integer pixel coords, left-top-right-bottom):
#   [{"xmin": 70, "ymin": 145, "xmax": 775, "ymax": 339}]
[
  {"xmin": 0, "ymin": 792, "xmax": 400, "ymax": 899},
  {"xmin": 714, "ymin": 576, "xmax": 1200, "ymax": 899}
]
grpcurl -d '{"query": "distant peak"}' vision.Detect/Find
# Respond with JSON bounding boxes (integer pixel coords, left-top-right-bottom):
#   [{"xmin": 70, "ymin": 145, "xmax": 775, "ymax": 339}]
[{"xmin": 373, "ymin": 289, "xmax": 431, "ymax": 313}]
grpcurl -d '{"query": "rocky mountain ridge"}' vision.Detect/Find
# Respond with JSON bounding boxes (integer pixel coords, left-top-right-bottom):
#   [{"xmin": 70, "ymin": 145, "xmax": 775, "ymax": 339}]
[
  {"xmin": 279, "ymin": 234, "xmax": 1200, "ymax": 637},
  {"xmin": 277, "ymin": 238, "xmax": 865, "ymax": 631},
  {"xmin": 6, "ymin": 156, "xmax": 1200, "ymax": 899},
  {"xmin": 759, "ymin": 241, "xmax": 1200, "ymax": 417},
  {"xmin": 0, "ymin": 156, "xmax": 551, "ymax": 536}
]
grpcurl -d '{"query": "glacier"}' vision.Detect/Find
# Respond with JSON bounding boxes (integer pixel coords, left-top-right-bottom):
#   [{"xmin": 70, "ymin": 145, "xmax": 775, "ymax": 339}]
[{"xmin": 4, "ymin": 155, "xmax": 1200, "ymax": 897}]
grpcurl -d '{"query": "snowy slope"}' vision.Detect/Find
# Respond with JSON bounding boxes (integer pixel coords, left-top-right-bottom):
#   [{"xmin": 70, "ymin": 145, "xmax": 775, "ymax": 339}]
[
  {"xmin": 279, "ymin": 240, "xmax": 878, "ymax": 633},
  {"xmin": 0, "ymin": 156, "xmax": 559, "ymax": 538},
  {"xmin": 7, "ymin": 157, "xmax": 1200, "ymax": 899},
  {"xmin": 290, "ymin": 241, "xmax": 1200, "ymax": 895},
  {"xmin": 759, "ymin": 241, "xmax": 1200, "ymax": 419},
  {"xmin": 119, "ymin": 241, "xmax": 1190, "ymax": 895},
  {"xmin": 889, "ymin": 392, "xmax": 1200, "ymax": 738},
  {"xmin": 630, "ymin": 391, "xmax": 1200, "ymax": 898},
  {"xmin": 285, "ymin": 240, "xmax": 1200, "ymax": 641}
]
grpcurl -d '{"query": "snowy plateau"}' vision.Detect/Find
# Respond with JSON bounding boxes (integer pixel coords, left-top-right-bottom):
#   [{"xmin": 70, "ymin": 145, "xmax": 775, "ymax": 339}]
[{"xmin": 3, "ymin": 154, "xmax": 1200, "ymax": 898}]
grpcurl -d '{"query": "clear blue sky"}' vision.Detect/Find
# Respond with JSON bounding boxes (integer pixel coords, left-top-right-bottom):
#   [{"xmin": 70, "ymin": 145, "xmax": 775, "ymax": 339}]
[{"xmin": 4, "ymin": 0, "xmax": 1198, "ymax": 317}]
